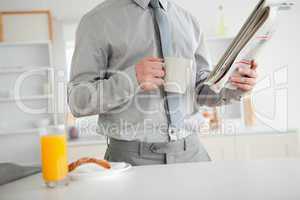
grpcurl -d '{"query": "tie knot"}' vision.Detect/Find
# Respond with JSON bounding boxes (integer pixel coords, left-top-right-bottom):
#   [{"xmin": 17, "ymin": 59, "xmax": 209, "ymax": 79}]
[{"xmin": 149, "ymin": 0, "xmax": 161, "ymax": 9}]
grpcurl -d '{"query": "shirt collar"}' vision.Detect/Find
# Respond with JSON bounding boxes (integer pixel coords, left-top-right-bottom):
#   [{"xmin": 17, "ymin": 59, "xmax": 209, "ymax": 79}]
[{"xmin": 133, "ymin": 0, "xmax": 168, "ymax": 11}]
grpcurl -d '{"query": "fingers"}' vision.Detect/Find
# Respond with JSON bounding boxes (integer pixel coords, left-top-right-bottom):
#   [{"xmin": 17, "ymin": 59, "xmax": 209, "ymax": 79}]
[
  {"xmin": 151, "ymin": 69, "xmax": 165, "ymax": 78},
  {"xmin": 142, "ymin": 62, "xmax": 163, "ymax": 74},
  {"xmin": 230, "ymin": 76, "xmax": 256, "ymax": 86},
  {"xmin": 150, "ymin": 62, "xmax": 164, "ymax": 70},
  {"xmin": 140, "ymin": 78, "xmax": 164, "ymax": 91},
  {"xmin": 147, "ymin": 60, "xmax": 164, "ymax": 77},
  {"xmin": 238, "ymin": 67, "xmax": 257, "ymax": 78},
  {"xmin": 231, "ymin": 82, "xmax": 253, "ymax": 91},
  {"xmin": 136, "ymin": 57, "xmax": 165, "ymax": 92},
  {"xmin": 230, "ymin": 75, "xmax": 255, "ymax": 91},
  {"xmin": 231, "ymin": 62, "xmax": 258, "ymax": 91}
]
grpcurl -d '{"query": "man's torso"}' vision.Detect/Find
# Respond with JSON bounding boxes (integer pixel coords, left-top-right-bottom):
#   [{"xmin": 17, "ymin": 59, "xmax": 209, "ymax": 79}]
[{"xmin": 76, "ymin": 0, "xmax": 210, "ymax": 142}]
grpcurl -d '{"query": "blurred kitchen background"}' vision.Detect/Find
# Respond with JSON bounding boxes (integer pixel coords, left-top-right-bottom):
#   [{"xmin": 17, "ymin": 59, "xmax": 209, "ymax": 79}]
[{"xmin": 0, "ymin": 0, "xmax": 299, "ymax": 165}]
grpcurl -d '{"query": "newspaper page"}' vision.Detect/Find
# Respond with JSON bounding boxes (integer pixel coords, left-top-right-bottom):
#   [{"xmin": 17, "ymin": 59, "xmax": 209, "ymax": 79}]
[{"xmin": 204, "ymin": 0, "xmax": 293, "ymax": 93}]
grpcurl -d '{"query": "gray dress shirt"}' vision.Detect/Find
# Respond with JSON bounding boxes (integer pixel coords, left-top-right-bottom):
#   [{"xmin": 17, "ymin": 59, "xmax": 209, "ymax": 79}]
[{"xmin": 68, "ymin": 0, "xmax": 242, "ymax": 142}]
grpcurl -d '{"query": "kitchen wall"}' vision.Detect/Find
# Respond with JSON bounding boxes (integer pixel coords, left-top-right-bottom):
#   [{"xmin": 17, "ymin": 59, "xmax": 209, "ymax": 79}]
[{"xmin": 0, "ymin": 0, "xmax": 299, "ymax": 165}]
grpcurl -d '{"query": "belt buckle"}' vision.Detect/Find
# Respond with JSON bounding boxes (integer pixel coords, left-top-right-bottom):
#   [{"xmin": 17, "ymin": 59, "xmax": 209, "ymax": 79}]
[{"xmin": 168, "ymin": 126, "xmax": 178, "ymax": 141}]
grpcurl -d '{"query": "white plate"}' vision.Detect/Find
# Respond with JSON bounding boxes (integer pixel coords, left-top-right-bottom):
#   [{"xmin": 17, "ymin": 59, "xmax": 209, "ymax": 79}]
[{"xmin": 69, "ymin": 162, "xmax": 132, "ymax": 180}]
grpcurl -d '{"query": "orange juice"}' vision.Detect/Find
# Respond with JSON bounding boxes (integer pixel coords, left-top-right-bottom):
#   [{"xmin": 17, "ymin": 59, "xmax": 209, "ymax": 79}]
[{"xmin": 40, "ymin": 134, "xmax": 68, "ymax": 183}]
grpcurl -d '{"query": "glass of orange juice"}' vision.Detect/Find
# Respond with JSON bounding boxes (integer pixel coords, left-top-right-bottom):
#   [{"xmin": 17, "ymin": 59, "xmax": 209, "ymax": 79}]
[{"xmin": 40, "ymin": 126, "xmax": 68, "ymax": 188}]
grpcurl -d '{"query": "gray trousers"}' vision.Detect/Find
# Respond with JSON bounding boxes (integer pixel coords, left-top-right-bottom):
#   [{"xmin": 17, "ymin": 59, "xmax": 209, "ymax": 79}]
[{"xmin": 104, "ymin": 134, "xmax": 211, "ymax": 166}]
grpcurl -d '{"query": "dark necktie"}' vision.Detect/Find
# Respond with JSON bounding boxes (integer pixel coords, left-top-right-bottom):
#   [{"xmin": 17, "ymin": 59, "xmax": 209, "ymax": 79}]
[{"xmin": 149, "ymin": 0, "xmax": 185, "ymax": 141}]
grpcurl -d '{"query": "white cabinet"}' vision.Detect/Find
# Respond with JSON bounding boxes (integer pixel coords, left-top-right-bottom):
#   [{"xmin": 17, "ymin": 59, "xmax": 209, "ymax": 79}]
[
  {"xmin": 234, "ymin": 134, "xmax": 300, "ymax": 160},
  {"xmin": 200, "ymin": 132, "xmax": 300, "ymax": 161},
  {"xmin": 0, "ymin": 41, "xmax": 57, "ymax": 135},
  {"xmin": 200, "ymin": 136, "xmax": 236, "ymax": 160}
]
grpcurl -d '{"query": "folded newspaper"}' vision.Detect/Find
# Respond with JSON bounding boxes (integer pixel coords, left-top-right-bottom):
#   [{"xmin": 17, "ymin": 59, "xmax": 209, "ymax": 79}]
[{"xmin": 204, "ymin": 0, "xmax": 294, "ymax": 93}]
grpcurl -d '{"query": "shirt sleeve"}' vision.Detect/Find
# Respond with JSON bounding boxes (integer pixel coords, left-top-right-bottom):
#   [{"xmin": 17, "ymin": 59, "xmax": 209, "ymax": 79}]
[
  {"xmin": 67, "ymin": 16, "xmax": 139, "ymax": 117},
  {"xmin": 194, "ymin": 29, "xmax": 243, "ymax": 107}
]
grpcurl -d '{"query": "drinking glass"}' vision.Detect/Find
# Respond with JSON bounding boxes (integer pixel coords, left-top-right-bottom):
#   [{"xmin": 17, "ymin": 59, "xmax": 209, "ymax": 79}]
[{"xmin": 40, "ymin": 126, "xmax": 68, "ymax": 188}]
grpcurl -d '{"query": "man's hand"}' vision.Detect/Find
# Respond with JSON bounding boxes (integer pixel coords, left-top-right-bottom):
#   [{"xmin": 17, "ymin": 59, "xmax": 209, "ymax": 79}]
[
  {"xmin": 230, "ymin": 60, "xmax": 258, "ymax": 92},
  {"xmin": 135, "ymin": 57, "xmax": 165, "ymax": 91}
]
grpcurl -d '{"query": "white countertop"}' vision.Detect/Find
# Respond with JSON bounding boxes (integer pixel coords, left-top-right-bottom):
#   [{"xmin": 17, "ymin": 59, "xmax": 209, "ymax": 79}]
[{"xmin": 1, "ymin": 160, "xmax": 300, "ymax": 200}]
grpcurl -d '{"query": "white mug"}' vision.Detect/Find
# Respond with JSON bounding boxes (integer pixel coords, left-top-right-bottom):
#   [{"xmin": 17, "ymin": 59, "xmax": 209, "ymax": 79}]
[{"xmin": 163, "ymin": 57, "xmax": 193, "ymax": 94}]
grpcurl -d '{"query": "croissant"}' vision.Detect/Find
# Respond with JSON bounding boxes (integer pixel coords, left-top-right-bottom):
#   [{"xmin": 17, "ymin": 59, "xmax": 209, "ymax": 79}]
[{"xmin": 68, "ymin": 157, "xmax": 111, "ymax": 172}]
